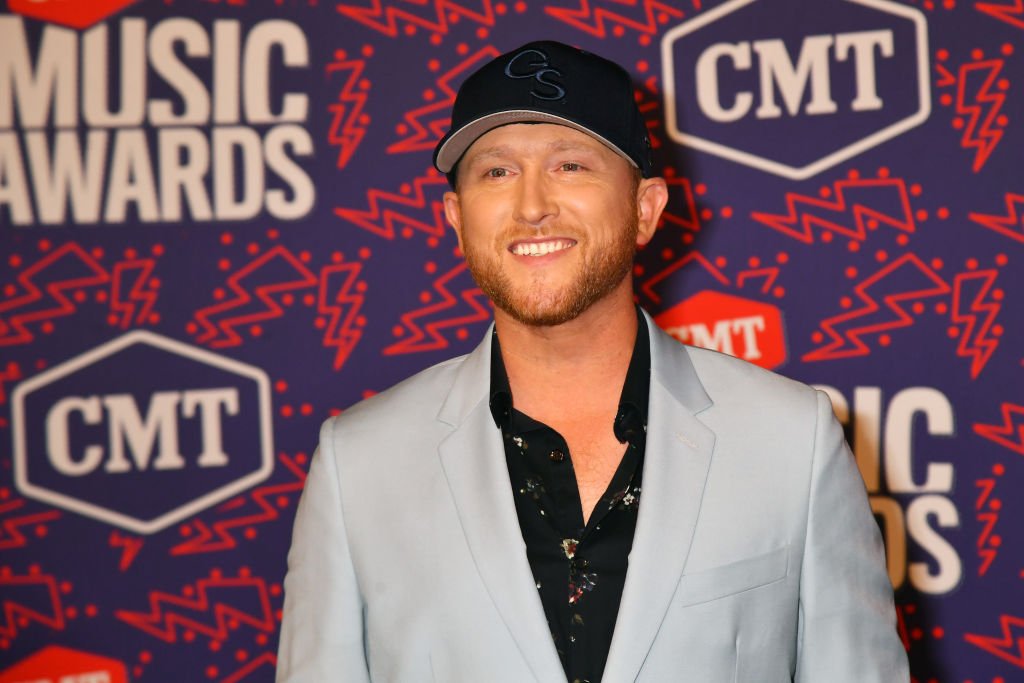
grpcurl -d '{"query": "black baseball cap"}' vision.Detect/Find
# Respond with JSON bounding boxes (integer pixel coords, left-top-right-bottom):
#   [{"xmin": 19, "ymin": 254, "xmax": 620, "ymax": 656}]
[{"xmin": 433, "ymin": 40, "xmax": 652, "ymax": 183}]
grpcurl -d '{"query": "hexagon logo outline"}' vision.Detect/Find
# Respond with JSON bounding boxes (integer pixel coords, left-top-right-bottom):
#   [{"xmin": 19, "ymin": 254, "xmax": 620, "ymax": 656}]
[
  {"xmin": 11, "ymin": 330, "xmax": 274, "ymax": 535},
  {"xmin": 661, "ymin": 0, "xmax": 931, "ymax": 180}
]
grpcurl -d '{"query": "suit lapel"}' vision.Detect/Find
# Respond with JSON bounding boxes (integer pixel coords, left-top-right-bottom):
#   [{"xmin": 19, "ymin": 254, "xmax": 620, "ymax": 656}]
[
  {"xmin": 603, "ymin": 315, "xmax": 716, "ymax": 682},
  {"xmin": 437, "ymin": 330, "xmax": 566, "ymax": 683}
]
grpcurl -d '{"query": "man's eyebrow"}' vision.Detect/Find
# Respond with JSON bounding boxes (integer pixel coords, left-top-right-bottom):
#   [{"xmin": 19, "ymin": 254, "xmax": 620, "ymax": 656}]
[
  {"xmin": 462, "ymin": 146, "xmax": 514, "ymax": 165},
  {"xmin": 464, "ymin": 139, "xmax": 602, "ymax": 165}
]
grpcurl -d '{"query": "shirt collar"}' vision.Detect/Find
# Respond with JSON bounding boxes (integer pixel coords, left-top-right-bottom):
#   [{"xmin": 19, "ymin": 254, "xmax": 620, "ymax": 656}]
[{"xmin": 489, "ymin": 308, "xmax": 650, "ymax": 444}]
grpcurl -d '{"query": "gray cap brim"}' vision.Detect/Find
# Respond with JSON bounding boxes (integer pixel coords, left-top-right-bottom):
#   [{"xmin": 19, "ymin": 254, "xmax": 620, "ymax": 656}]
[{"xmin": 434, "ymin": 109, "xmax": 640, "ymax": 174}]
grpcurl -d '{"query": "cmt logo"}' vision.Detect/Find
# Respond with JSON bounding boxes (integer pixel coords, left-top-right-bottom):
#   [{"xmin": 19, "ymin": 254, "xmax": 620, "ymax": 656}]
[
  {"xmin": 11, "ymin": 331, "xmax": 273, "ymax": 534},
  {"xmin": 7, "ymin": 0, "xmax": 137, "ymax": 29},
  {"xmin": 0, "ymin": 645, "xmax": 127, "ymax": 683},
  {"xmin": 655, "ymin": 291, "xmax": 786, "ymax": 369},
  {"xmin": 661, "ymin": 0, "xmax": 930, "ymax": 179}
]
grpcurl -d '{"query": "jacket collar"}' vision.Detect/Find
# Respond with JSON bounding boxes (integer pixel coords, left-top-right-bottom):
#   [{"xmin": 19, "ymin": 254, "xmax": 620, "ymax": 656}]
[
  {"xmin": 487, "ymin": 308, "xmax": 651, "ymax": 443},
  {"xmin": 437, "ymin": 309, "xmax": 710, "ymax": 426},
  {"xmin": 436, "ymin": 309, "xmax": 715, "ymax": 682},
  {"xmin": 603, "ymin": 309, "xmax": 715, "ymax": 681}
]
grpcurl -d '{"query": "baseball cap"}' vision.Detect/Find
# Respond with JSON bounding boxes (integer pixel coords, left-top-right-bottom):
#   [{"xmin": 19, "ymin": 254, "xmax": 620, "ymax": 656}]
[{"xmin": 433, "ymin": 40, "xmax": 652, "ymax": 183}]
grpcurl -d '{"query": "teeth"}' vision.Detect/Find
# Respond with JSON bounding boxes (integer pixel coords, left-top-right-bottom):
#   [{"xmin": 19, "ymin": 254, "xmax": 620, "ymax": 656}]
[{"xmin": 512, "ymin": 240, "xmax": 572, "ymax": 256}]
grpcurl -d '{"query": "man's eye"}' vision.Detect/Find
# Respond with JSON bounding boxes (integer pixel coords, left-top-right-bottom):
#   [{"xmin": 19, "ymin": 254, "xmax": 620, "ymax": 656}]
[
  {"xmin": 486, "ymin": 168, "xmax": 508, "ymax": 178},
  {"xmin": 561, "ymin": 162, "xmax": 582, "ymax": 172}
]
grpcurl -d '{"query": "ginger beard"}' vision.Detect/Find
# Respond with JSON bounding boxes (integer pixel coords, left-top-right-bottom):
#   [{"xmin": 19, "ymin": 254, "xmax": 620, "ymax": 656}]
[{"xmin": 461, "ymin": 196, "xmax": 640, "ymax": 327}]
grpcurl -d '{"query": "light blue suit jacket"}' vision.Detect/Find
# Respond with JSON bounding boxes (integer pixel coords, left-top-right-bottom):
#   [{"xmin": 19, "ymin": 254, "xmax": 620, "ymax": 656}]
[{"xmin": 278, "ymin": 314, "xmax": 908, "ymax": 682}]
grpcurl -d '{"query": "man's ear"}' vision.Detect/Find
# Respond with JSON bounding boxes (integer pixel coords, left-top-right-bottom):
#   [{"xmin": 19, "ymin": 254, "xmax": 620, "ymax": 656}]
[
  {"xmin": 635, "ymin": 177, "xmax": 669, "ymax": 247},
  {"xmin": 443, "ymin": 191, "xmax": 465, "ymax": 253}
]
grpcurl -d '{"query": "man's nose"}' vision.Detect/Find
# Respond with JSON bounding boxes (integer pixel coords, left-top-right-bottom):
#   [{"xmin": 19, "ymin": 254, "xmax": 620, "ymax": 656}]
[{"xmin": 513, "ymin": 168, "xmax": 558, "ymax": 227}]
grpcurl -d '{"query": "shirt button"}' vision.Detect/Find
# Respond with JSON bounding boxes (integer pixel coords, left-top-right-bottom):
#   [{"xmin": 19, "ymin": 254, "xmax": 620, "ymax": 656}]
[{"xmin": 549, "ymin": 449, "xmax": 566, "ymax": 462}]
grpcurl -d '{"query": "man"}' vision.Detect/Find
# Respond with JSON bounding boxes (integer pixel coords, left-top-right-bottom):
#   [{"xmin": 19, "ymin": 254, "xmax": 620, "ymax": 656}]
[{"xmin": 278, "ymin": 40, "xmax": 908, "ymax": 682}]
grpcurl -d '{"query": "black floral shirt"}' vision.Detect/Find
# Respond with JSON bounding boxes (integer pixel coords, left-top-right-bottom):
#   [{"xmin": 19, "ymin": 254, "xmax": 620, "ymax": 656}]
[{"xmin": 489, "ymin": 316, "xmax": 649, "ymax": 683}]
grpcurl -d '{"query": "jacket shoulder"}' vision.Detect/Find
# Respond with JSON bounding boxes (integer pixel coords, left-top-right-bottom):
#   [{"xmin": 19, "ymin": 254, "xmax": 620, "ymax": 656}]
[
  {"xmin": 323, "ymin": 352, "xmax": 469, "ymax": 440},
  {"xmin": 682, "ymin": 344, "xmax": 819, "ymax": 415}
]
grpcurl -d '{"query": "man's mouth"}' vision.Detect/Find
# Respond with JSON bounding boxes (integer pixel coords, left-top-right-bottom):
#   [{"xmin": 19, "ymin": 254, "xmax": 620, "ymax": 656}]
[{"xmin": 509, "ymin": 239, "xmax": 576, "ymax": 257}]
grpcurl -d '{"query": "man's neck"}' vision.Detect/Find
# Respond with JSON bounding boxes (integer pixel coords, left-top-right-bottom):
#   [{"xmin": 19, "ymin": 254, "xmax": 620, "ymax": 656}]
[{"xmin": 494, "ymin": 282, "xmax": 639, "ymax": 423}]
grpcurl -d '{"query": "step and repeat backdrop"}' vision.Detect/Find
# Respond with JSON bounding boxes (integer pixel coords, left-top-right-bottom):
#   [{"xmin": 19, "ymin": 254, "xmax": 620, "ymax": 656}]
[{"xmin": 0, "ymin": 0, "xmax": 1021, "ymax": 681}]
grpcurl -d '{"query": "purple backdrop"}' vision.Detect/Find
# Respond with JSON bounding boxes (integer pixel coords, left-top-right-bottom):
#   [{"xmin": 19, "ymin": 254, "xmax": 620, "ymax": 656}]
[{"xmin": 1, "ymin": 0, "xmax": 1022, "ymax": 681}]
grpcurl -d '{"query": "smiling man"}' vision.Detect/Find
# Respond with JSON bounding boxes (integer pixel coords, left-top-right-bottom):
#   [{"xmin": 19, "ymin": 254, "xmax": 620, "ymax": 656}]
[{"xmin": 277, "ymin": 41, "xmax": 908, "ymax": 682}]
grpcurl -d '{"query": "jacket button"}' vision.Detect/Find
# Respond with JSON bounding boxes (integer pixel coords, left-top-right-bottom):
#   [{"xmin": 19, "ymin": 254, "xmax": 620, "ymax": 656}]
[{"xmin": 549, "ymin": 449, "xmax": 565, "ymax": 462}]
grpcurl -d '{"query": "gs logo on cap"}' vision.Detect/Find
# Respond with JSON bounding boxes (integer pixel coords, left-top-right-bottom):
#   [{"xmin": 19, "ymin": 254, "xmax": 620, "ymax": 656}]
[{"xmin": 504, "ymin": 48, "xmax": 567, "ymax": 101}]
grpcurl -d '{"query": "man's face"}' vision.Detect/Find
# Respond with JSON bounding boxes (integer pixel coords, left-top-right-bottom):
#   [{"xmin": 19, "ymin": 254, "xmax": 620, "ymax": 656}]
[{"xmin": 443, "ymin": 123, "xmax": 659, "ymax": 327}]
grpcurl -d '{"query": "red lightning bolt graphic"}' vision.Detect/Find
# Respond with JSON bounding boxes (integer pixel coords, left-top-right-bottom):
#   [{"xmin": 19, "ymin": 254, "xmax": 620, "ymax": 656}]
[
  {"xmin": 220, "ymin": 652, "xmax": 278, "ymax": 683},
  {"xmin": 192, "ymin": 246, "xmax": 318, "ymax": 348},
  {"xmin": 0, "ymin": 498, "xmax": 60, "ymax": 551},
  {"xmin": 318, "ymin": 262, "xmax": 365, "ymax": 371},
  {"xmin": 336, "ymin": 0, "xmax": 495, "ymax": 37},
  {"xmin": 326, "ymin": 48, "xmax": 370, "ymax": 169},
  {"xmin": 0, "ymin": 570, "xmax": 65, "ymax": 640},
  {"xmin": 752, "ymin": 177, "xmax": 915, "ymax": 244},
  {"xmin": 384, "ymin": 262, "xmax": 491, "ymax": 355},
  {"xmin": 109, "ymin": 258, "xmax": 158, "ymax": 328},
  {"xmin": 974, "ymin": 403, "xmax": 1024, "ymax": 456},
  {"xmin": 0, "ymin": 243, "xmax": 108, "ymax": 346},
  {"xmin": 976, "ymin": 0, "xmax": 1024, "ymax": 29},
  {"xmin": 389, "ymin": 47, "xmax": 500, "ymax": 154},
  {"xmin": 108, "ymin": 531, "xmax": 144, "ymax": 571},
  {"xmin": 950, "ymin": 269, "xmax": 1001, "ymax": 378},
  {"xmin": 965, "ymin": 614, "xmax": 1024, "ymax": 668},
  {"xmin": 334, "ymin": 169, "xmax": 448, "ymax": 240},
  {"xmin": 974, "ymin": 476, "xmax": 1000, "ymax": 576},
  {"xmin": 956, "ymin": 59, "xmax": 1007, "ymax": 172},
  {"xmin": 545, "ymin": 0, "xmax": 684, "ymax": 37},
  {"xmin": 661, "ymin": 174, "xmax": 700, "ymax": 232},
  {"xmin": 978, "ymin": 547, "xmax": 998, "ymax": 576},
  {"xmin": 804, "ymin": 254, "xmax": 950, "ymax": 361},
  {"xmin": 976, "ymin": 478, "xmax": 996, "ymax": 510},
  {"xmin": 639, "ymin": 251, "xmax": 730, "ymax": 305},
  {"xmin": 969, "ymin": 192, "xmax": 1024, "ymax": 243},
  {"xmin": 115, "ymin": 574, "xmax": 275, "ymax": 643},
  {"xmin": 977, "ymin": 510, "xmax": 999, "ymax": 548},
  {"xmin": 935, "ymin": 60, "xmax": 956, "ymax": 88},
  {"xmin": 171, "ymin": 454, "xmax": 306, "ymax": 555},
  {"xmin": 735, "ymin": 266, "xmax": 781, "ymax": 295}
]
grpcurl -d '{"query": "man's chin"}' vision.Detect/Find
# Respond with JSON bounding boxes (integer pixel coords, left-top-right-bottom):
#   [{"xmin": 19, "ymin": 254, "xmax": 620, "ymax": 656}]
[
  {"xmin": 492, "ymin": 292, "xmax": 592, "ymax": 327},
  {"xmin": 469, "ymin": 248, "xmax": 636, "ymax": 328},
  {"xmin": 502, "ymin": 308, "xmax": 581, "ymax": 328}
]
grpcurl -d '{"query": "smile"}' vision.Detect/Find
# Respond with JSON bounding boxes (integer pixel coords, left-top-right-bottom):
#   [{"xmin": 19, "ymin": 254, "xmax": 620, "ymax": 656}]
[{"xmin": 509, "ymin": 239, "xmax": 576, "ymax": 257}]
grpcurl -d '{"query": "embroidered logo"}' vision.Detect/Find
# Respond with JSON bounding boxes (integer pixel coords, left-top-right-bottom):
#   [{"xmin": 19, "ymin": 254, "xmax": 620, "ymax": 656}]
[{"xmin": 504, "ymin": 48, "xmax": 566, "ymax": 101}]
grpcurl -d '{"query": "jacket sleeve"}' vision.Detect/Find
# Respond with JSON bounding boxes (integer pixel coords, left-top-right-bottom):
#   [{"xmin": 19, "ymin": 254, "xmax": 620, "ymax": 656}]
[
  {"xmin": 795, "ymin": 391, "xmax": 909, "ymax": 683},
  {"xmin": 277, "ymin": 419, "xmax": 371, "ymax": 682}
]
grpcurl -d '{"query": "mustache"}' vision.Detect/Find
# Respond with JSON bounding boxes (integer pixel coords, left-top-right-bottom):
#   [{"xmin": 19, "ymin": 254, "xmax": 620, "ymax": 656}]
[{"xmin": 496, "ymin": 224, "xmax": 584, "ymax": 243}]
